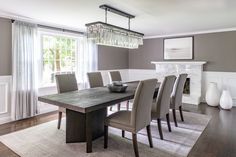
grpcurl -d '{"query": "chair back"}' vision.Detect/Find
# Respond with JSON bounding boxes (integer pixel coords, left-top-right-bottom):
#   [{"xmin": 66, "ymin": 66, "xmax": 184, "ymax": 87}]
[
  {"xmin": 131, "ymin": 79, "xmax": 157, "ymax": 132},
  {"xmin": 172, "ymin": 74, "xmax": 188, "ymax": 107},
  {"xmin": 55, "ymin": 73, "xmax": 78, "ymax": 93},
  {"xmin": 109, "ymin": 71, "xmax": 122, "ymax": 82},
  {"xmin": 155, "ymin": 75, "xmax": 176, "ymax": 118},
  {"xmin": 87, "ymin": 72, "xmax": 104, "ymax": 88}
]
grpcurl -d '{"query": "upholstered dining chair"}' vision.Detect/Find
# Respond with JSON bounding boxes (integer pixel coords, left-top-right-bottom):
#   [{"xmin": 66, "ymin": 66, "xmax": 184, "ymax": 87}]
[
  {"xmin": 151, "ymin": 75, "xmax": 176, "ymax": 140},
  {"xmin": 170, "ymin": 74, "xmax": 188, "ymax": 127},
  {"xmin": 109, "ymin": 70, "xmax": 122, "ymax": 82},
  {"xmin": 55, "ymin": 73, "xmax": 78, "ymax": 129},
  {"xmin": 109, "ymin": 71, "xmax": 129, "ymax": 111},
  {"xmin": 104, "ymin": 79, "xmax": 157, "ymax": 157},
  {"xmin": 87, "ymin": 72, "xmax": 104, "ymax": 88}
]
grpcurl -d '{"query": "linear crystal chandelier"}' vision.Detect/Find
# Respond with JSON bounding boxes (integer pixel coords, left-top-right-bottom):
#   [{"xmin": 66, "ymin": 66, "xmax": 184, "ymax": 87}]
[{"xmin": 85, "ymin": 5, "xmax": 144, "ymax": 49}]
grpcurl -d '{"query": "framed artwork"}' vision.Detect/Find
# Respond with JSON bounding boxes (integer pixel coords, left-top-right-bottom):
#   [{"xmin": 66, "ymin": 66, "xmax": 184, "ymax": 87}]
[{"xmin": 164, "ymin": 36, "xmax": 193, "ymax": 60}]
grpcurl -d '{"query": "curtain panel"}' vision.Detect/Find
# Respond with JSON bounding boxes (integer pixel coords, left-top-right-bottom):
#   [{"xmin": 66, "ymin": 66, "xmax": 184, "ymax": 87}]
[
  {"xmin": 12, "ymin": 21, "xmax": 39, "ymax": 120},
  {"xmin": 77, "ymin": 38, "xmax": 98, "ymax": 89}
]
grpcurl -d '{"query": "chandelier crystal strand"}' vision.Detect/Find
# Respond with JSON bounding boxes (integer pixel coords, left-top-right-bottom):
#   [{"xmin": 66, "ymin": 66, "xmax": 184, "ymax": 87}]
[
  {"xmin": 86, "ymin": 23, "xmax": 143, "ymax": 49},
  {"xmin": 86, "ymin": 5, "xmax": 144, "ymax": 49}
]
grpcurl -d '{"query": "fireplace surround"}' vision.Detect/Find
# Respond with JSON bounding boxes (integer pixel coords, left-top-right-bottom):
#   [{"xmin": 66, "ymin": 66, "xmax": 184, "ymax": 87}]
[{"xmin": 151, "ymin": 61, "xmax": 206, "ymax": 105}]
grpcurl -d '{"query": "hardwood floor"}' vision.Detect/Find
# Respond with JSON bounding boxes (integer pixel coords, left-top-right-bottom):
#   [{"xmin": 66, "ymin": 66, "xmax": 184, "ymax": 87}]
[
  {"xmin": 0, "ymin": 104, "xmax": 235, "ymax": 157},
  {"xmin": 186, "ymin": 103, "xmax": 236, "ymax": 157}
]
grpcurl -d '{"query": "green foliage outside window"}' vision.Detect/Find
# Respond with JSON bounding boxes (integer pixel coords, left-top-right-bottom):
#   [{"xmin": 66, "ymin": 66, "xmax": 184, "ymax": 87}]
[{"xmin": 42, "ymin": 35, "xmax": 77, "ymax": 86}]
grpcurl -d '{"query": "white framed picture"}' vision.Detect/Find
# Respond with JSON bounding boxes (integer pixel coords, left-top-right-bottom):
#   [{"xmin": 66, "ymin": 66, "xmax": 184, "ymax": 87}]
[{"xmin": 164, "ymin": 37, "xmax": 193, "ymax": 60}]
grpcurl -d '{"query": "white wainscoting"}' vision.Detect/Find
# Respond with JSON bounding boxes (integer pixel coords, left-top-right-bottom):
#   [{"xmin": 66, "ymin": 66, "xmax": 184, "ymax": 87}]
[
  {"xmin": 2, "ymin": 70, "xmax": 235, "ymax": 123},
  {"xmin": 100, "ymin": 69, "xmax": 156, "ymax": 85},
  {"xmin": 0, "ymin": 76, "xmax": 12, "ymax": 124},
  {"xmin": 202, "ymin": 71, "xmax": 236, "ymax": 106},
  {"xmin": 101, "ymin": 69, "xmax": 236, "ymax": 106}
]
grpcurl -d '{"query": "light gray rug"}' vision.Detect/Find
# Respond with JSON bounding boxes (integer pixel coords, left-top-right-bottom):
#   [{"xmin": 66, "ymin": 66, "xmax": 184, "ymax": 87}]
[{"xmin": 0, "ymin": 111, "xmax": 210, "ymax": 157}]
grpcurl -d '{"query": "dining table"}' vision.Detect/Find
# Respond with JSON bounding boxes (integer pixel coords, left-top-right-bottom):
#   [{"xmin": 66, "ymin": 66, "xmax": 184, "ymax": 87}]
[{"xmin": 38, "ymin": 81, "xmax": 160, "ymax": 153}]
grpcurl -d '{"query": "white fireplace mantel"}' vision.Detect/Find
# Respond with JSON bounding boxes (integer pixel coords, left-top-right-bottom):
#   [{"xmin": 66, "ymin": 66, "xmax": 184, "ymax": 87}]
[
  {"xmin": 151, "ymin": 61, "xmax": 206, "ymax": 65},
  {"xmin": 151, "ymin": 61, "xmax": 207, "ymax": 105}
]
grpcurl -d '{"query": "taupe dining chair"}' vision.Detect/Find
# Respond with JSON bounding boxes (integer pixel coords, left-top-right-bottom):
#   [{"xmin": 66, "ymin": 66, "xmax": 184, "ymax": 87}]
[
  {"xmin": 55, "ymin": 73, "xmax": 78, "ymax": 129},
  {"xmin": 109, "ymin": 71, "xmax": 129, "ymax": 111},
  {"xmin": 170, "ymin": 74, "xmax": 188, "ymax": 127},
  {"xmin": 87, "ymin": 72, "xmax": 104, "ymax": 88},
  {"xmin": 151, "ymin": 75, "xmax": 176, "ymax": 140},
  {"xmin": 109, "ymin": 71, "xmax": 122, "ymax": 82},
  {"xmin": 104, "ymin": 79, "xmax": 157, "ymax": 157}
]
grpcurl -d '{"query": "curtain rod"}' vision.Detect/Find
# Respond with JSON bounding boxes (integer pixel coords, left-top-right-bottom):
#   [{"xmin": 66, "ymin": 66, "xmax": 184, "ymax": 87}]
[{"xmin": 11, "ymin": 19, "xmax": 85, "ymax": 35}]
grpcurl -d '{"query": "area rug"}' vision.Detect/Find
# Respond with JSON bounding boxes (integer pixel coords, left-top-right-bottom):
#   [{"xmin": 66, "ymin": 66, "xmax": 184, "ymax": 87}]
[{"xmin": 0, "ymin": 111, "xmax": 210, "ymax": 157}]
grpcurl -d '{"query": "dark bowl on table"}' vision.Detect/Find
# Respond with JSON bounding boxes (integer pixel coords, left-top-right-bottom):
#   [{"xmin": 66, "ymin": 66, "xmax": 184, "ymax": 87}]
[{"xmin": 107, "ymin": 83, "xmax": 128, "ymax": 93}]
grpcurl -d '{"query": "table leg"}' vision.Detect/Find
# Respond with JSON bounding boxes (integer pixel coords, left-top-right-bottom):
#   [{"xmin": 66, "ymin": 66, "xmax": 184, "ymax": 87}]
[
  {"xmin": 66, "ymin": 108, "xmax": 107, "ymax": 153},
  {"xmin": 86, "ymin": 113, "xmax": 92, "ymax": 153},
  {"xmin": 66, "ymin": 109, "xmax": 86, "ymax": 142}
]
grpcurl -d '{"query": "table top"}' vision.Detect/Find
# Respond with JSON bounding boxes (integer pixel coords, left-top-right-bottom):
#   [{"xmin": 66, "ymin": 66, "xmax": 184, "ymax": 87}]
[{"xmin": 38, "ymin": 81, "xmax": 160, "ymax": 113}]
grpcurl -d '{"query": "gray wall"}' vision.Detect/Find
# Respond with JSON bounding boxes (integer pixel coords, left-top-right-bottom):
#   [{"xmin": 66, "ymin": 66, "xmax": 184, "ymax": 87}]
[
  {"xmin": 2, "ymin": 15, "xmax": 236, "ymax": 73},
  {"xmin": 129, "ymin": 31, "xmax": 236, "ymax": 72},
  {"xmin": 0, "ymin": 17, "xmax": 12, "ymax": 75},
  {"xmin": 0, "ymin": 17, "xmax": 129, "ymax": 75},
  {"xmin": 129, "ymin": 38, "xmax": 163, "ymax": 69},
  {"xmin": 98, "ymin": 45, "xmax": 129, "ymax": 70}
]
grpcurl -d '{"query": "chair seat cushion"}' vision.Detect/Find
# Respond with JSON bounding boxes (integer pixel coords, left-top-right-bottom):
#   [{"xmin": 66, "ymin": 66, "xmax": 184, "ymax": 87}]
[
  {"xmin": 170, "ymin": 96, "xmax": 180, "ymax": 109},
  {"xmin": 151, "ymin": 101, "xmax": 157, "ymax": 113},
  {"xmin": 151, "ymin": 102, "xmax": 160, "ymax": 119},
  {"xmin": 105, "ymin": 111, "xmax": 135, "ymax": 133},
  {"xmin": 170, "ymin": 96, "xmax": 175, "ymax": 109}
]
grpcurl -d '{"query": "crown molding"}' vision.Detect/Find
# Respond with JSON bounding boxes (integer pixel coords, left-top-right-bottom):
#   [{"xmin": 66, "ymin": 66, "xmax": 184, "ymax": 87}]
[
  {"xmin": 1, "ymin": 9, "xmax": 236, "ymax": 39},
  {"xmin": 0, "ymin": 10, "xmax": 84, "ymax": 34},
  {"xmin": 144, "ymin": 27, "xmax": 236, "ymax": 39}
]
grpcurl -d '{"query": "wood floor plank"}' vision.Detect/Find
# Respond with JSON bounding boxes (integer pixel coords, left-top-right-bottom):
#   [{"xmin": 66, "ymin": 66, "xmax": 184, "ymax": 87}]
[{"xmin": 0, "ymin": 142, "xmax": 19, "ymax": 157}]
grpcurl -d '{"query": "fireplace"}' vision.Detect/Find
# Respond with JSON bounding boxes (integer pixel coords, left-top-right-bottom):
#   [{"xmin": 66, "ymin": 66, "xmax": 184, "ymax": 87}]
[
  {"xmin": 151, "ymin": 61, "xmax": 206, "ymax": 105},
  {"xmin": 183, "ymin": 78, "xmax": 190, "ymax": 94}
]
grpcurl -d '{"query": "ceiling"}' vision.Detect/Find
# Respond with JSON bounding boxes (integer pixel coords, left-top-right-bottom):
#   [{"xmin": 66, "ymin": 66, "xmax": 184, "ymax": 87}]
[{"xmin": 0, "ymin": 0, "xmax": 236, "ymax": 37}]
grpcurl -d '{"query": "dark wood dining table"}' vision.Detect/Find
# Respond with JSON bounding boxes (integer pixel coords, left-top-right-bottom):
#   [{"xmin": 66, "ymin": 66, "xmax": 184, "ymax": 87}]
[{"xmin": 38, "ymin": 81, "xmax": 160, "ymax": 153}]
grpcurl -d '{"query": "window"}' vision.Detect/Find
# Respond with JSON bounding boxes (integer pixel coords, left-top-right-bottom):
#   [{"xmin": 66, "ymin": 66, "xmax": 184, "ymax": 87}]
[{"xmin": 40, "ymin": 33, "xmax": 78, "ymax": 87}]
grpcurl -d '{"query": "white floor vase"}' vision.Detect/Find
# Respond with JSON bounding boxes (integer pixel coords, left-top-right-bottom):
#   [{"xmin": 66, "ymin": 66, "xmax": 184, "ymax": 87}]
[
  {"xmin": 205, "ymin": 82, "xmax": 220, "ymax": 107},
  {"xmin": 220, "ymin": 90, "xmax": 233, "ymax": 110}
]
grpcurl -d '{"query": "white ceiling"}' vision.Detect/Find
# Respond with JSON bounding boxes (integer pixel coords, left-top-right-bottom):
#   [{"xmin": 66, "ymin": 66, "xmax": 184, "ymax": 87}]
[{"xmin": 0, "ymin": 0, "xmax": 236, "ymax": 37}]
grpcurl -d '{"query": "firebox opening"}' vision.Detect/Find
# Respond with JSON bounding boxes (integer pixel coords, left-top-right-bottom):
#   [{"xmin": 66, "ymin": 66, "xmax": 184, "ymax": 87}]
[{"xmin": 183, "ymin": 78, "xmax": 190, "ymax": 94}]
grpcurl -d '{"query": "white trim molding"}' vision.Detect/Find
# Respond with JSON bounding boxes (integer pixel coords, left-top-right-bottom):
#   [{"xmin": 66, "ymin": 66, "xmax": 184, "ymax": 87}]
[
  {"xmin": 144, "ymin": 27, "xmax": 236, "ymax": 39},
  {"xmin": 0, "ymin": 75, "xmax": 12, "ymax": 124}
]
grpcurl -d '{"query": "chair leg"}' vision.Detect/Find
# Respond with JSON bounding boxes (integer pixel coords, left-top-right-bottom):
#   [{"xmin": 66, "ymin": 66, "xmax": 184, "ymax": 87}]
[
  {"xmin": 122, "ymin": 130, "xmax": 125, "ymax": 138},
  {"xmin": 126, "ymin": 101, "xmax": 129, "ymax": 110},
  {"xmin": 166, "ymin": 113, "xmax": 172, "ymax": 132},
  {"xmin": 179, "ymin": 106, "xmax": 184, "ymax": 122},
  {"xmin": 57, "ymin": 111, "xmax": 62, "ymax": 129},
  {"xmin": 132, "ymin": 133, "xmax": 139, "ymax": 157},
  {"xmin": 172, "ymin": 109, "xmax": 178, "ymax": 127},
  {"xmin": 117, "ymin": 103, "xmax": 121, "ymax": 111},
  {"xmin": 157, "ymin": 118, "xmax": 164, "ymax": 140},
  {"xmin": 146, "ymin": 125, "xmax": 153, "ymax": 148},
  {"xmin": 104, "ymin": 125, "xmax": 108, "ymax": 149}
]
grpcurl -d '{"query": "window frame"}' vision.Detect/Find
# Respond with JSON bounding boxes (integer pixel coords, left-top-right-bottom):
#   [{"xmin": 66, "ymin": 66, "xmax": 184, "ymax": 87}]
[{"xmin": 38, "ymin": 30, "xmax": 80, "ymax": 88}]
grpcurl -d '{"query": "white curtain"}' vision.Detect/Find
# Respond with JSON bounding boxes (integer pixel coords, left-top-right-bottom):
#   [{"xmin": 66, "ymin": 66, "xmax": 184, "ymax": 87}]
[
  {"xmin": 77, "ymin": 37, "xmax": 98, "ymax": 89},
  {"xmin": 12, "ymin": 21, "xmax": 38, "ymax": 120}
]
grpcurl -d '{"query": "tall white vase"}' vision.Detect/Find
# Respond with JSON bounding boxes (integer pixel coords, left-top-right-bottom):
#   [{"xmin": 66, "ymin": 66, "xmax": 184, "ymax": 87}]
[
  {"xmin": 220, "ymin": 90, "xmax": 233, "ymax": 110},
  {"xmin": 205, "ymin": 82, "xmax": 220, "ymax": 107}
]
